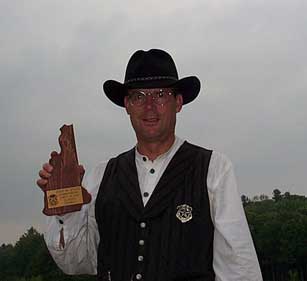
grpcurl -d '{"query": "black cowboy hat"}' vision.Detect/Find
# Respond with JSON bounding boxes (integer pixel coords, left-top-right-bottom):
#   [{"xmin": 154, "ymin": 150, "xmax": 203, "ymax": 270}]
[{"xmin": 103, "ymin": 49, "xmax": 201, "ymax": 107}]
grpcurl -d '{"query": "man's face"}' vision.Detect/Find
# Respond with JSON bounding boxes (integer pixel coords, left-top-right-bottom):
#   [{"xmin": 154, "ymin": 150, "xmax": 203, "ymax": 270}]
[{"xmin": 124, "ymin": 88, "xmax": 183, "ymax": 143}]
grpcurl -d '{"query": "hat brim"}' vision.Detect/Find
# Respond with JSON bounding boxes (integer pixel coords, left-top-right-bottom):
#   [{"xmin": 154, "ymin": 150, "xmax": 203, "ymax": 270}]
[{"xmin": 103, "ymin": 76, "xmax": 201, "ymax": 107}]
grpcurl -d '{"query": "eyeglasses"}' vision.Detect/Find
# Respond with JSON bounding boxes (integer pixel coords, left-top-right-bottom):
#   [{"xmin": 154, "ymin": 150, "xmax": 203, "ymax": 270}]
[{"xmin": 127, "ymin": 89, "xmax": 175, "ymax": 106}]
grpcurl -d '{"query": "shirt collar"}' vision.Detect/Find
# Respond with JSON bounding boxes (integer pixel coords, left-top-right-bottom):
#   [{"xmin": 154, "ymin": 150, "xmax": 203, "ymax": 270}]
[{"xmin": 135, "ymin": 136, "xmax": 184, "ymax": 163}]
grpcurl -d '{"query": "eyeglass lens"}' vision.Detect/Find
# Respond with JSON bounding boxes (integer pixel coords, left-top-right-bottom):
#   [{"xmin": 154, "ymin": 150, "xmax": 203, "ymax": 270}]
[{"xmin": 128, "ymin": 89, "xmax": 173, "ymax": 106}]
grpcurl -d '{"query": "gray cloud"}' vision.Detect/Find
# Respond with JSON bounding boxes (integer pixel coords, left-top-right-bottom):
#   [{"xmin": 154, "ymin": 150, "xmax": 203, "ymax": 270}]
[{"xmin": 1, "ymin": 0, "xmax": 306, "ymax": 244}]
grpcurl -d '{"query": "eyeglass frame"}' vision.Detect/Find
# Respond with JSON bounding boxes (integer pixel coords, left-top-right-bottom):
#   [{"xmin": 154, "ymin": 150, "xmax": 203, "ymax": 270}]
[{"xmin": 126, "ymin": 88, "xmax": 177, "ymax": 107}]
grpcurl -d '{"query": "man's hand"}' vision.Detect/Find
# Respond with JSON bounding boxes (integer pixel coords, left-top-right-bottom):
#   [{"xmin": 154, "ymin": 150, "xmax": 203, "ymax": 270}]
[
  {"xmin": 37, "ymin": 162, "xmax": 53, "ymax": 189},
  {"xmin": 36, "ymin": 151, "xmax": 85, "ymax": 190}
]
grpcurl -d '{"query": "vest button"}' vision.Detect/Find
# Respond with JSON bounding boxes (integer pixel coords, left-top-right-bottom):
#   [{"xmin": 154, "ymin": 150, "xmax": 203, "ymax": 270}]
[
  {"xmin": 139, "ymin": 240, "xmax": 145, "ymax": 246},
  {"xmin": 136, "ymin": 273, "xmax": 142, "ymax": 280},
  {"xmin": 142, "ymin": 157, "xmax": 147, "ymax": 162},
  {"xmin": 138, "ymin": 255, "xmax": 144, "ymax": 261},
  {"xmin": 149, "ymin": 168, "xmax": 155, "ymax": 174},
  {"xmin": 140, "ymin": 222, "xmax": 146, "ymax": 228},
  {"xmin": 143, "ymin": 192, "xmax": 149, "ymax": 197}
]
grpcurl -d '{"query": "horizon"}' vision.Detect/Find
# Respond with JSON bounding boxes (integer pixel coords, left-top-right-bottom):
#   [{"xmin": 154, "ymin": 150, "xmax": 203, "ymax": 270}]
[{"xmin": 2, "ymin": 189, "xmax": 305, "ymax": 246}]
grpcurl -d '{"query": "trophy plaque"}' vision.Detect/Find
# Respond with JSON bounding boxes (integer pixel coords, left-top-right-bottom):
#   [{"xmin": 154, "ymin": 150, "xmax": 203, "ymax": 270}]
[{"xmin": 42, "ymin": 124, "xmax": 91, "ymax": 216}]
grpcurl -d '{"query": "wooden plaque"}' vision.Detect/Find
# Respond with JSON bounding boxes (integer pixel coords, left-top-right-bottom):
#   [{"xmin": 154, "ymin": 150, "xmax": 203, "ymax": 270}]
[{"xmin": 42, "ymin": 124, "xmax": 91, "ymax": 216}]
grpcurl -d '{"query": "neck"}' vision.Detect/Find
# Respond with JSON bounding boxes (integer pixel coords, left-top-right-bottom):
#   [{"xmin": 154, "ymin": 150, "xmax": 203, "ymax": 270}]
[{"xmin": 136, "ymin": 135, "xmax": 176, "ymax": 161}]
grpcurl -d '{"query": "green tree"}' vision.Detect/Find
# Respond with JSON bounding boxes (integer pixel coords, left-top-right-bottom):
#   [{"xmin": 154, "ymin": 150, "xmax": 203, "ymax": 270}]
[
  {"xmin": 12, "ymin": 227, "xmax": 44, "ymax": 277},
  {"xmin": 245, "ymin": 192, "xmax": 307, "ymax": 280},
  {"xmin": 0, "ymin": 243, "xmax": 15, "ymax": 278},
  {"xmin": 241, "ymin": 194, "xmax": 249, "ymax": 207},
  {"xmin": 0, "ymin": 227, "xmax": 97, "ymax": 280},
  {"xmin": 272, "ymin": 188, "xmax": 282, "ymax": 202},
  {"xmin": 259, "ymin": 194, "xmax": 269, "ymax": 201}
]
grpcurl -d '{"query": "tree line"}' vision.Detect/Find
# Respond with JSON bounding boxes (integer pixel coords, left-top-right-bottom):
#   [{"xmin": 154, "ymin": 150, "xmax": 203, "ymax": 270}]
[
  {"xmin": 0, "ymin": 189, "xmax": 306, "ymax": 281},
  {"xmin": 0, "ymin": 227, "xmax": 95, "ymax": 281},
  {"xmin": 243, "ymin": 189, "xmax": 307, "ymax": 281}
]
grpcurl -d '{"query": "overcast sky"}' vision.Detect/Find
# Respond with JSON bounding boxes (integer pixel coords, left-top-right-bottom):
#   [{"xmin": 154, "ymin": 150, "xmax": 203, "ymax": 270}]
[{"xmin": 1, "ymin": 0, "xmax": 306, "ymax": 244}]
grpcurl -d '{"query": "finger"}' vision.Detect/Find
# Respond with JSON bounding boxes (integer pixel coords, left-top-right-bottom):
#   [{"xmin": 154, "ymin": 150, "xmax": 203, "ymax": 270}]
[
  {"xmin": 37, "ymin": 178, "xmax": 48, "ymax": 189},
  {"xmin": 43, "ymin": 163, "xmax": 53, "ymax": 173},
  {"xmin": 50, "ymin": 151, "xmax": 58, "ymax": 157},
  {"xmin": 39, "ymin": 169, "xmax": 51, "ymax": 179}
]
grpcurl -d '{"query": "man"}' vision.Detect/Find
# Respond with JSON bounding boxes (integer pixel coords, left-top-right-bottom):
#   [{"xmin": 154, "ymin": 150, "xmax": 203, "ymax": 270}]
[{"xmin": 37, "ymin": 49, "xmax": 263, "ymax": 281}]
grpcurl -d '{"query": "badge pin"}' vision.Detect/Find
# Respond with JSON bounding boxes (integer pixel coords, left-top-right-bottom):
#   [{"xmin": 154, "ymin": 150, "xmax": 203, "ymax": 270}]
[{"xmin": 176, "ymin": 204, "xmax": 193, "ymax": 223}]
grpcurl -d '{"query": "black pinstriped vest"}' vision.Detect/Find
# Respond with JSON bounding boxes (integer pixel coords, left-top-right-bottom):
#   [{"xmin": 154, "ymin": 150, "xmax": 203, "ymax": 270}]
[{"xmin": 95, "ymin": 141, "xmax": 215, "ymax": 281}]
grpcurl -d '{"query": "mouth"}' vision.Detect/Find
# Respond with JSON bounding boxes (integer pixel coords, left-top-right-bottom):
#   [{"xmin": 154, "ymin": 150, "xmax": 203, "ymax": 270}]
[{"xmin": 142, "ymin": 117, "xmax": 160, "ymax": 126}]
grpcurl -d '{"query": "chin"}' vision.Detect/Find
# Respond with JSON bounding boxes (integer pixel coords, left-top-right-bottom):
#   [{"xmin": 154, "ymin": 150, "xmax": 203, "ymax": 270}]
[{"xmin": 136, "ymin": 131, "xmax": 160, "ymax": 142}]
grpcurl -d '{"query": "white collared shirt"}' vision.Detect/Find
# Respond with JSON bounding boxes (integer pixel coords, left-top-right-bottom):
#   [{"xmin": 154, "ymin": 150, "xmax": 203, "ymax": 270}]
[
  {"xmin": 45, "ymin": 137, "xmax": 263, "ymax": 280},
  {"xmin": 135, "ymin": 137, "xmax": 183, "ymax": 206}
]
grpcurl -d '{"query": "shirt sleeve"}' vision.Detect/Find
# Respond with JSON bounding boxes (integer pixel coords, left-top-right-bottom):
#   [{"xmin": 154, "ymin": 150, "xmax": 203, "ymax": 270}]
[
  {"xmin": 44, "ymin": 161, "xmax": 107, "ymax": 275},
  {"xmin": 207, "ymin": 151, "xmax": 263, "ymax": 281}
]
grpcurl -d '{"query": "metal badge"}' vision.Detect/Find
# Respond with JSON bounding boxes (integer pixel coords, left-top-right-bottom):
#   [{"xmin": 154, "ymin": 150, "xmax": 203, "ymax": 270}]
[{"xmin": 176, "ymin": 204, "xmax": 193, "ymax": 223}]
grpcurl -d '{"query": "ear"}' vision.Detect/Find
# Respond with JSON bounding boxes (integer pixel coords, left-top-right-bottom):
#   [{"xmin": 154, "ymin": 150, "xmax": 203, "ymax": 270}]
[
  {"xmin": 124, "ymin": 96, "xmax": 131, "ymax": 115},
  {"xmin": 175, "ymin": 94, "xmax": 183, "ymax": 113}
]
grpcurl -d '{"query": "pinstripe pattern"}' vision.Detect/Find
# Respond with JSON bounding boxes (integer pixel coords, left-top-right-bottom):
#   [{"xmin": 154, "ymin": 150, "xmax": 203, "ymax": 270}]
[{"xmin": 95, "ymin": 142, "xmax": 214, "ymax": 281}]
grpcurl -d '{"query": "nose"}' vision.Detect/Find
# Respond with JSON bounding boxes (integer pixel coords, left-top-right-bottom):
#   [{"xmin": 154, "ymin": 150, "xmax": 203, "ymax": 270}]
[{"xmin": 144, "ymin": 94, "xmax": 156, "ymax": 108}]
